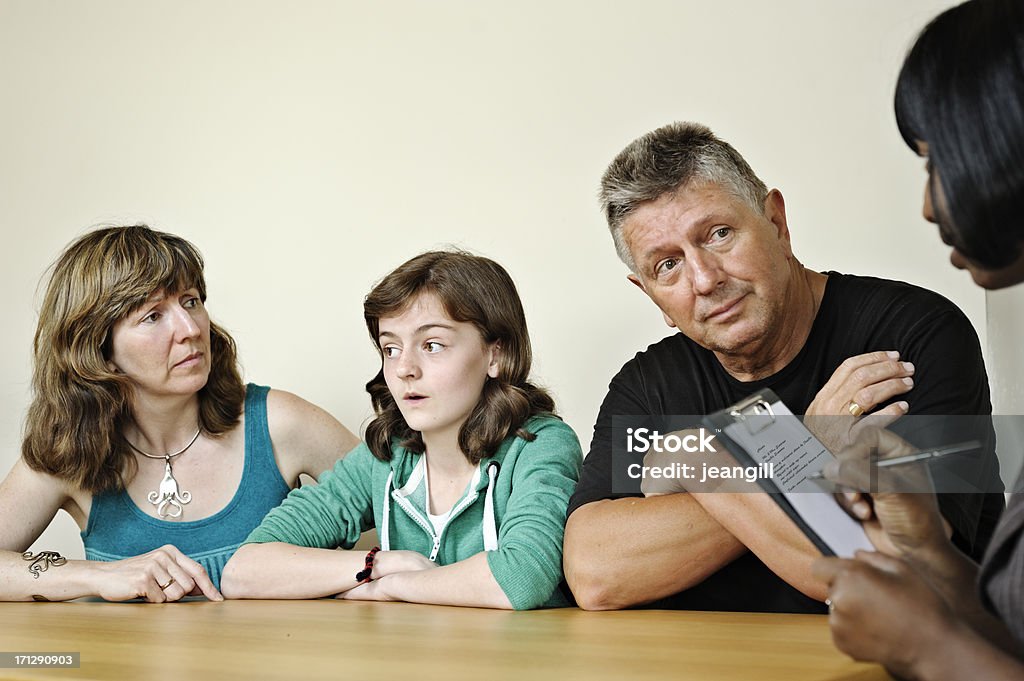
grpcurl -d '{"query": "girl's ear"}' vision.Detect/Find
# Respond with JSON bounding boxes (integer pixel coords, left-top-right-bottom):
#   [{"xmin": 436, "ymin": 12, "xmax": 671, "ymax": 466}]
[{"xmin": 487, "ymin": 341, "xmax": 502, "ymax": 379}]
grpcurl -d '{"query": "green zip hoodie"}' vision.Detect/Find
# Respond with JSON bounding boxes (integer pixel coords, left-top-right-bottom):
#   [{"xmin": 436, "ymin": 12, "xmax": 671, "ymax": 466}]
[{"xmin": 244, "ymin": 416, "xmax": 582, "ymax": 610}]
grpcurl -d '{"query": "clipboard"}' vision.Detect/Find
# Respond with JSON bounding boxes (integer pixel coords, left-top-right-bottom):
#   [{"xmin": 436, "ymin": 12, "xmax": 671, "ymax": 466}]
[{"xmin": 703, "ymin": 389, "xmax": 874, "ymax": 558}]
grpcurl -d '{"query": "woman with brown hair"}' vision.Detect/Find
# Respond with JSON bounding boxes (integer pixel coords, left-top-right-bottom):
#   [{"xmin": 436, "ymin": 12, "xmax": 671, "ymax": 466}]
[
  {"xmin": 222, "ymin": 250, "xmax": 582, "ymax": 609},
  {"xmin": 0, "ymin": 224, "xmax": 359, "ymax": 602}
]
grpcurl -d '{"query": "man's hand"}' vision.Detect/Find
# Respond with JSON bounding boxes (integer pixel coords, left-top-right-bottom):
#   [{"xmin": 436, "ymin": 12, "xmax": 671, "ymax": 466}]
[{"xmin": 805, "ymin": 351, "xmax": 915, "ymax": 451}]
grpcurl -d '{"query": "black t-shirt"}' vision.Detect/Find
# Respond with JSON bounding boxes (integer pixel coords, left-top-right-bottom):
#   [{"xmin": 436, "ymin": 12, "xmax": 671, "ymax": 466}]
[{"xmin": 569, "ymin": 272, "xmax": 1005, "ymax": 613}]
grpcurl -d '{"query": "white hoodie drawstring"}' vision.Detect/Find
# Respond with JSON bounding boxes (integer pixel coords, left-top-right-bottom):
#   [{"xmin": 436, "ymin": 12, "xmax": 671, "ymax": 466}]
[
  {"xmin": 381, "ymin": 470, "xmax": 395, "ymax": 551},
  {"xmin": 483, "ymin": 461, "xmax": 500, "ymax": 551}
]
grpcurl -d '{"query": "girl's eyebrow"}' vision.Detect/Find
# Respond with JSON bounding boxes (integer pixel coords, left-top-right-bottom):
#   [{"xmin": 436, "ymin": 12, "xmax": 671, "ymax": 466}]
[{"xmin": 378, "ymin": 323, "xmax": 456, "ymax": 340}]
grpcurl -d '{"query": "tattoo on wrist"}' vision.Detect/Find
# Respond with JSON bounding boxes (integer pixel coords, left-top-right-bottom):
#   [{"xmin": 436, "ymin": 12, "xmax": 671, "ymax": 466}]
[{"xmin": 22, "ymin": 551, "xmax": 67, "ymax": 579}]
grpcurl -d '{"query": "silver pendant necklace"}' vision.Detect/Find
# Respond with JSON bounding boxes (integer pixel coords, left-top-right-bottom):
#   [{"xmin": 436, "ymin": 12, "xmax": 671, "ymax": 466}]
[{"xmin": 125, "ymin": 428, "xmax": 201, "ymax": 519}]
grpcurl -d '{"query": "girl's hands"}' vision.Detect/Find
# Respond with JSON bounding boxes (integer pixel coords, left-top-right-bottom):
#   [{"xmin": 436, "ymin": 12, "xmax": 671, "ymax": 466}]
[
  {"xmin": 338, "ymin": 576, "xmax": 396, "ymax": 602},
  {"xmin": 370, "ymin": 550, "xmax": 437, "ymax": 580},
  {"xmin": 337, "ymin": 551, "xmax": 437, "ymax": 602}
]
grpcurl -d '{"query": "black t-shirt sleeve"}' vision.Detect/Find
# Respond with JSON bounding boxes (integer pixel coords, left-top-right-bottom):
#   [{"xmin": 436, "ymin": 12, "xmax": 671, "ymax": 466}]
[
  {"xmin": 896, "ymin": 307, "xmax": 990, "ymax": 417},
  {"xmin": 567, "ymin": 359, "xmax": 649, "ymax": 517},
  {"xmin": 886, "ymin": 304, "xmax": 1004, "ymax": 558}
]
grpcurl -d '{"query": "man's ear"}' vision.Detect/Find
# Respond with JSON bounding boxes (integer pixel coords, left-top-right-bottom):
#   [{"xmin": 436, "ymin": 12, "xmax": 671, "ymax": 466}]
[
  {"xmin": 487, "ymin": 341, "xmax": 501, "ymax": 379},
  {"xmin": 627, "ymin": 274, "xmax": 677, "ymax": 329},
  {"xmin": 627, "ymin": 272, "xmax": 646, "ymax": 293},
  {"xmin": 763, "ymin": 189, "xmax": 792, "ymax": 254}
]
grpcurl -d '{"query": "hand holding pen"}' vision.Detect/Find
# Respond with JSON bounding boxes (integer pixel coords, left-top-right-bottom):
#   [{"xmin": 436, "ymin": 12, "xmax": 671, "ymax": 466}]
[
  {"xmin": 814, "ymin": 427, "xmax": 954, "ymax": 559},
  {"xmin": 808, "ymin": 439, "xmax": 981, "ymax": 483}
]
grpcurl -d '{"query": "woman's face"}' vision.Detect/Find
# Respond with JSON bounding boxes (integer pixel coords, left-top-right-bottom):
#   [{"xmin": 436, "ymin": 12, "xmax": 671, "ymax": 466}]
[
  {"xmin": 918, "ymin": 141, "xmax": 1024, "ymax": 290},
  {"xmin": 108, "ymin": 288, "xmax": 212, "ymax": 401}
]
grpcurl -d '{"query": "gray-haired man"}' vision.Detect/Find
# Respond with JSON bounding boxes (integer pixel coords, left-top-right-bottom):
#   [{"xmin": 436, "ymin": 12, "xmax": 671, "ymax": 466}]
[{"xmin": 564, "ymin": 122, "xmax": 1003, "ymax": 613}]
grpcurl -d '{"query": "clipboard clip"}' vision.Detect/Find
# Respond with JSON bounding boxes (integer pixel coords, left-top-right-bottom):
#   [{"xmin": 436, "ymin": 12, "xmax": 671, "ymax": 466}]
[{"xmin": 728, "ymin": 394, "xmax": 776, "ymax": 436}]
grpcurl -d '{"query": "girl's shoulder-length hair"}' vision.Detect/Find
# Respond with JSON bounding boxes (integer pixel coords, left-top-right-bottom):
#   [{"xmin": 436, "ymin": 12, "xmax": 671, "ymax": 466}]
[
  {"xmin": 362, "ymin": 250, "xmax": 555, "ymax": 464},
  {"xmin": 21, "ymin": 224, "xmax": 245, "ymax": 494}
]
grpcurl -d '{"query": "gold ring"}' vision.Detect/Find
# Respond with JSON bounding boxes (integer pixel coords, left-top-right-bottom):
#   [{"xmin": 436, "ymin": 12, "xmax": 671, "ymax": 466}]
[
  {"xmin": 159, "ymin": 578, "xmax": 175, "ymax": 590},
  {"xmin": 847, "ymin": 401, "xmax": 864, "ymax": 417}
]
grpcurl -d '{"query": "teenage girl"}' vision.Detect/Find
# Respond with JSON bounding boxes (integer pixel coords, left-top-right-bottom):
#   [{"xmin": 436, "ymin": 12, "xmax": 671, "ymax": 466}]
[{"xmin": 223, "ymin": 250, "xmax": 582, "ymax": 609}]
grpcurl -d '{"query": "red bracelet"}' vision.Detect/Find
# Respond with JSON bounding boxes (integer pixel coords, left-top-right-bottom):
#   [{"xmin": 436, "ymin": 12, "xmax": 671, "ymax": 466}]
[{"xmin": 355, "ymin": 546, "xmax": 381, "ymax": 584}]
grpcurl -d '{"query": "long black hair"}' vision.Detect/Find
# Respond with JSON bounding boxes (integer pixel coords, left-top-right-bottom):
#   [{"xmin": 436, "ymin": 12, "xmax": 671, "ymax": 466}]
[{"xmin": 895, "ymin": 0, "xmax": 1024, "ymax": 269}]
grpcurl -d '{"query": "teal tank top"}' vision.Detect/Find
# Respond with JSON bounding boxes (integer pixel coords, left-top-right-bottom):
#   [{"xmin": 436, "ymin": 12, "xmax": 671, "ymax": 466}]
[{"xmin": 82, "ymin": 383, "xmax": 291, "ymax": 591}]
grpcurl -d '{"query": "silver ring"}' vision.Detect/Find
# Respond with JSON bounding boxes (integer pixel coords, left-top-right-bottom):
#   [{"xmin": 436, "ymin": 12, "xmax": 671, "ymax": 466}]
[{"xmin": 825, "ymin": 597, "xmax": 834, "ymax": 613}]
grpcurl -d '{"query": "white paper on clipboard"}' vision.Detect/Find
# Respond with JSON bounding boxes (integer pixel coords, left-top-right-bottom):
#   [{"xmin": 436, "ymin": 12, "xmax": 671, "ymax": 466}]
[{"xmin": 718, "ymin": 397, "xmax": 874, "ymax": 558}]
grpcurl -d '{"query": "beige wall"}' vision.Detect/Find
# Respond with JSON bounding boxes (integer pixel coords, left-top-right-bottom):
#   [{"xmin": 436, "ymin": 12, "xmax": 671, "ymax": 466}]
[
  {"xmin": 987, "ymin": 288, "xmax": 1024, "ymax": 486},
  {"xmin": 1, "ymin": 0, "xmax": 973, "ymax": 557}
]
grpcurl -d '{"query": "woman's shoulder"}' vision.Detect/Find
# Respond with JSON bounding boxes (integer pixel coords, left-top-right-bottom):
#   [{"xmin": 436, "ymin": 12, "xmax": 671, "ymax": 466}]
[
  {"xmin": 263, "ymin": 388, "xmax": 354, "ymax": 440},
  {"xmin": 264, "ymin": 387, "xmax": 314, "ymax": 424},
  {"xmin": 262, "ymin": 387, "xmax": 361, "ymax": 481}
]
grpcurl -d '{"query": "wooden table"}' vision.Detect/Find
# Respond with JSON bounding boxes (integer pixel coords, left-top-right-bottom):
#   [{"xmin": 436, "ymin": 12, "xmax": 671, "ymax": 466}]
[{"xmin": 0, "ymin": 600, "xmax": 889, "ymax": 681}]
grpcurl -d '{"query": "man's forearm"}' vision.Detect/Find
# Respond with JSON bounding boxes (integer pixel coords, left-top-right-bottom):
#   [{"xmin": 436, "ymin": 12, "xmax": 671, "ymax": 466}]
[
  {"xmin": 689, "ymin": 491, "xmax": 828, "ymax": 601},
  {"xmin": 563, "ymin": 494, "xmax": 745, "ymax": 610}
]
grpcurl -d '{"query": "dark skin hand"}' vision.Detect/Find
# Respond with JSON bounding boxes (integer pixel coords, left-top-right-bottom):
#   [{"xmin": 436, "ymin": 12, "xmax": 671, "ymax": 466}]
[
  {"xmin": 814, "ymin": 550, "xmax": 1024, "ymax": 681},
  {"xmin": 813, "ymin": 550, "xmax": 954, "ymax": 679},
  {"xmin": 815, "ymin": 429, "xmax": 1024, "ymax": 678},
  {"xmin": 822, "ymin": 426, "xmax": 949, "ymax": 559}
]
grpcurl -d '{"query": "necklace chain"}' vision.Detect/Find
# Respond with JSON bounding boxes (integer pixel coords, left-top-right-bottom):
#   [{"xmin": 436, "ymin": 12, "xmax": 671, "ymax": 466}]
[{"xmin": 125, "ymin": 428, "xmax": 202, "ymax": 461}]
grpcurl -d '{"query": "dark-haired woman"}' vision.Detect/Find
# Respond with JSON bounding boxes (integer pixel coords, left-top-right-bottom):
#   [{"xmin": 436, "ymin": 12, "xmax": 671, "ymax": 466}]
[
  {"xmin": 812, "ymin": 0, "xmax": 1024, "ymax": 678},
  {"xmin": 0, "ymin": 225, "xmax": 359, "ymax": 602},
  {"xmin": 222, "ymin": 251, "xmax": 582, "ymax": 610}
]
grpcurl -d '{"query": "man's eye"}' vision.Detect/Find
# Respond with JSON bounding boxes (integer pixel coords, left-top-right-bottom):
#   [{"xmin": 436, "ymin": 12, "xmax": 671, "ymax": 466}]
[
  {"xmin": 712, "ymin": 227, "xmax": 731, "ymax": 241},
  {"xmin": 142, "ymin": 312, "xmax": 161, "ymax": 324},
  {"xmin": 183, "ymin": 297, "xmax": 200, "ymax": 309},
  {"xmin": 655, "ymin": 258, "xmax": 679, "ymax": 276}
]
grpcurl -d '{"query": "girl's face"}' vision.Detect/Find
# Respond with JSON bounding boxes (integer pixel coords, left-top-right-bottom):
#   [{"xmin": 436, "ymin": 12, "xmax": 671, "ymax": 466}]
[
  {"xmin": 378, "ymin": 292, "xmax": 499, "ymax": 446},
  {"xmin": 918, "ymin": 141, "xmax": 1024, "ymax": 290}
]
